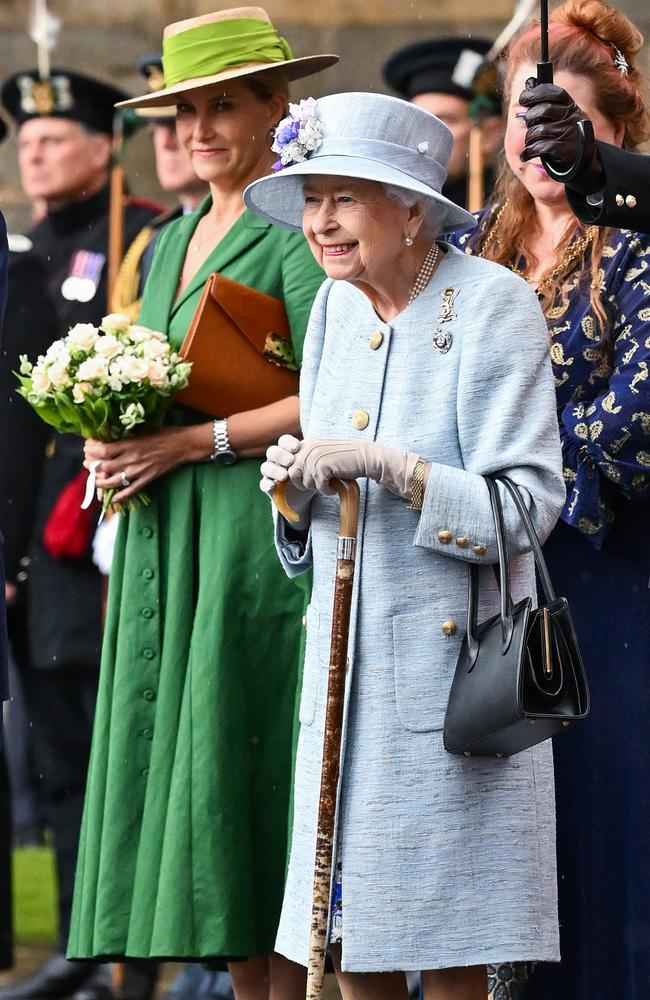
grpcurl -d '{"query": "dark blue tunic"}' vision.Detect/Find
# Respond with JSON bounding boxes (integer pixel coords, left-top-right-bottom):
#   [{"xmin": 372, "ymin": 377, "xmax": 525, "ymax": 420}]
[{"xmin": 451, "ymin": 223, "xmax": 650, "ymax": 1000}]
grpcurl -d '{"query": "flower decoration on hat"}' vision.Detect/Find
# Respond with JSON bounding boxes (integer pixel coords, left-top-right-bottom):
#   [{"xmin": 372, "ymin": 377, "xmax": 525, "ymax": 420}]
[{"xmin": 271, "ymin": 97, "xmax": 324, "ymax": 171}]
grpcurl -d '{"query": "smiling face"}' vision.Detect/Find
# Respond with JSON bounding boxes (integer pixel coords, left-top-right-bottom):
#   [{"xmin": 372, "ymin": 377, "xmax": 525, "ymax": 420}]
[
  {"xmin": 505, "ymin": 63, "xmax": 625, "ymax": 207},
  {"xmin": 17, "ymin": 117, "xmax": 112, "ymax": 206},
  {"xmin": 174, "ymin": 78, "xmax": 286, "ymax": 189},
  {"xmin": 301, "ymin": 176, "xmax": 422, "ymax": 290}
]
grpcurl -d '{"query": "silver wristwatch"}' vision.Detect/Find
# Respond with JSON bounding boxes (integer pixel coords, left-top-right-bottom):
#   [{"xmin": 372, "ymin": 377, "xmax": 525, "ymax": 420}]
[{"xmin": 210, "ymin": 419, "xmax": 237, "ymax": 465}]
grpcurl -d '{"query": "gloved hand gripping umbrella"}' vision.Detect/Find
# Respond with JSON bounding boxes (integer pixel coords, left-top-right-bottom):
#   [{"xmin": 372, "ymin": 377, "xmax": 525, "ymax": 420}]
[{"xmin": 273, "ymin": 480, "xmax": 361, "ymax": 1000}]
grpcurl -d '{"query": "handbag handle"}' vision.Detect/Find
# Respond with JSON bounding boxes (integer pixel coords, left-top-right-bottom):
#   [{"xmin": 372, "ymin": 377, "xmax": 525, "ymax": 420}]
[
  {"xmin": 467, "ymin": 477, "xmax": 513, "ymax": 665},
  {"xmin": 494, "ymin": 476, "xmax": 556, "ymax": 604},
  {"xmin": 466, "ymin": 475, "xmax": 557, "ymax": 667}
]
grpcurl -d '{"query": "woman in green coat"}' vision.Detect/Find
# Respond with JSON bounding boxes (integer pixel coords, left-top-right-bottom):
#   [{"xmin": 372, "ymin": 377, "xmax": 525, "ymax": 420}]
[{"xmin": 68, "ymin": 9, "xmax": 335, "ymax": 999}]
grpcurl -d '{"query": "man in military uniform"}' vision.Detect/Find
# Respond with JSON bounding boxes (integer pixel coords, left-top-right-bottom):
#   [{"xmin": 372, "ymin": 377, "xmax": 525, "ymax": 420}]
[
  {"xmin": 112, "ymin": 55, "xmax": 207, "ymax": 319},
  {"xmin": 0, "ymin": 68, "xmax": 161, "ymax": 1000},
  {"xmin": 383, "ymin": 37, "xmax": 503, "ymax": 209},
  {"xmin": 520, "ymin": 80, "xmax": 650, "ymax": 234}
]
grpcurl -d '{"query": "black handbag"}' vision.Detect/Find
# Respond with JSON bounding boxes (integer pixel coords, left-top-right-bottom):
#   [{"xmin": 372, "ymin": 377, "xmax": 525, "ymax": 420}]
[{"xmin": 443, "ymin": 475, "xmax": 590, "ymax": 757}]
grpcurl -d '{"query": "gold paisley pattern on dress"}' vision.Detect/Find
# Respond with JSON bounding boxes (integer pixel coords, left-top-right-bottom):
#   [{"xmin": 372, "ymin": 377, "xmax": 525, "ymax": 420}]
[
  {"xmin": 608, "ymin": 427, "xmax": 631, "ymax": 454},
  {"xmin": 630, "ymin": 361, "xmax": 648, "ymax": 394},
  {"xmin": 581, "ymin": 315, "xmax": 599, "ymax": 341},
  {"xmin": 550, "ymin": 320, "xmax": 571, "ymax": 339},
  {"xmin": 601, "ymin": 462, "xmax": 621, "ymax": 482},
  {"xmin": 631, "ymin": 411, "xmax": 650, "ymax": 434},
  {"xmin": 567, "ymin": 488, "xmax": 580, "ymax": 516},
  {"xmin": 622, "ymin": 339, "xmax": 640, "ymax": 365},
  {"xmin": 563, "ymin": 466, "xmax": 577, "ymax": 482},
  {"xmin": 574, "ymin": 422, "xmax": 589, "ymax": 439},
  {"xmin": 639, "ymin": 307, "xmax": 650, "ymax": 322},
  {"xmin": 636, "ymin": 450, "xmax": 650, "ymax": 467},
  {"xmin": 582, "ymin": 347, "xmax": 601, "ymax": 363},
  {"xmin": 602, "ymin": 391, "xmax": 622, "ymax": 414},
  {"xmin": 589, "ymin": 420, "xmax": 604, "ymax": 441},
  {"xmin": 554, "ymin": 371, "xmax": 570, "ymax": 389},
  {"xmin": 578, "ymin": 516, "xmax": 603, "ymax": 534},
  {"xmin": 551, "ymin": 342, "xmax": 574, "ymax": 366}
]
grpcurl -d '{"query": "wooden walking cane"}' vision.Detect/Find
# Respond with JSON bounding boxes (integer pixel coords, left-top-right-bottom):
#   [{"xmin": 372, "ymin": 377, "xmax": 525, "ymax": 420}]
[{"xmin": 273, "ymin": 479, "xmax": 361, "ymax": 1000}]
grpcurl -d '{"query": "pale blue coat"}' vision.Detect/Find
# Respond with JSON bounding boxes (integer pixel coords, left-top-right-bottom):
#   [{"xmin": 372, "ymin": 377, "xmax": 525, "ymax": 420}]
[{"xmin": 275, "ymin": 244, "xmax": 565, "ymax": 972}]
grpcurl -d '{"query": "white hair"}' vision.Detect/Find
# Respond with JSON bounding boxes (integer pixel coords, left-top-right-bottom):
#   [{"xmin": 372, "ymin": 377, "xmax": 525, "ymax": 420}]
[{"xmin": 383, "ymin": 183, "xmax": 444, "ymax": 239}]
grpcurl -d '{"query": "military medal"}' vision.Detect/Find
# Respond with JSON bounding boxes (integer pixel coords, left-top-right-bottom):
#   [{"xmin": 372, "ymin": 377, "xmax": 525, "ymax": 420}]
[{"xmin": 61, "ymin": 250, "xmax": 105, "ymax": 302}]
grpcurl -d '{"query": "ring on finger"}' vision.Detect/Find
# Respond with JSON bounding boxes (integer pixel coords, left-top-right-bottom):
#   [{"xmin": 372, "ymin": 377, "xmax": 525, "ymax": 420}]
[{"xmin": 119, "ymin": 470, "xmax": 131, "ymax": 488}]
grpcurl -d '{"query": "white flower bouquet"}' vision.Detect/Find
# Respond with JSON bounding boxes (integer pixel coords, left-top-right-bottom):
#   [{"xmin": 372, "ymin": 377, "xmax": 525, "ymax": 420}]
[{"xmin": 16, "ymin": 313, "xmax": 192, "ymax": 511}]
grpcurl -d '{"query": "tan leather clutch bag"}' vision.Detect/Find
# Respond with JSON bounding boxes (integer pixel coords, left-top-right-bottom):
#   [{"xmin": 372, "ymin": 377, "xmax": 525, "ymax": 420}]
[{"xmin": 176, "ymin": 272, "xmax": 299, "ymax": 418}]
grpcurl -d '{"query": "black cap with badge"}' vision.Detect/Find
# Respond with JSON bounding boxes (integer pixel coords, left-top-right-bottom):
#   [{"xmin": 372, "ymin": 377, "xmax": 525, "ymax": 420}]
[
  {"xmin": 0, "ymin": 68, "xmax": 129, "ymax": 135},
  {"xmin": 134, "ymin": 55, "xmax": 175, "ymax": 123},
  {"xmin": 383, "ymin": 37, "xmax": 501, "ymax": 116}
]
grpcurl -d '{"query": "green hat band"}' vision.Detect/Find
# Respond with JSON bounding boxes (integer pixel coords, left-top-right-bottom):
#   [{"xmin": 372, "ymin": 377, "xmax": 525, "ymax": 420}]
[{"xmin": 163, "ymin": 17, "xmax": 293, "ymax": 88}]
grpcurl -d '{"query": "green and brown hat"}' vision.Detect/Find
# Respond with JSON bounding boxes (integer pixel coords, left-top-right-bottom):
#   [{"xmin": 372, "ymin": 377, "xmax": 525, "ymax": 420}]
[{"xmin": 118, "ymin": 6, "xmax": 338, "ymax": 111}]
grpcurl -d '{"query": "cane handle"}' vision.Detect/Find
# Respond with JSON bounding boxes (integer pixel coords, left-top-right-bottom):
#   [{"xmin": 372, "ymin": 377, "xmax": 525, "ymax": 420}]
[
  {"xmin": 271, "ymin": 478, "xmax": 361, "ymax": 533},
  {"xmin": 271, "ymin": 480, "xmax": 300, "ymax": 524}
]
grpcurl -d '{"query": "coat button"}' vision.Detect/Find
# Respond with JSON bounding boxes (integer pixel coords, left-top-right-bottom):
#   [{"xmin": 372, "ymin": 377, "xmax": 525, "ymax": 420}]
[
  {"xmin": 626, "ymin": 194, "xmax": 637, "ymax": 208},
  {"xmin": 472, "ymin": 544, "xmax": 487, "ymax": 556},
  {"xmin": 615, "ymin": 193, "xmax": 625, "ymax": 206},
  {"xmin": 142, "ymin": 647, "xmax": 156, "ymax": 660},
  {"xmin": 142, "ymin": 689, "xmax": 155, "ymax": 701},
  {"xmin": 455, "ymin": 536, "xmax": 470, "ymax": 548},
  {"xmin": 442, "ymin": 619, "xmax": 457, "ymax": 636},
  {"xmin": 141, "ymin": 768, "xmax": 149, "ymax": 778},
  {"xmin": 437, "ymin": 530, "xmax": 453, "ymax": 544},
  {"xmin": 142, "ymin": 729, "xmax": 153, "ymax": 741},
  {"xmin": 351, "ymin": 410, "xmax": 370, "ymax": 430},
  {"xmin": 141, "ymin": 607, "xmax": 154, "ymax": 619},
  {"xmin": 368, "ymin": 331, "xmax": 384, "ymax": 350},
  {"xmin": 143, "ymin": 568, "xmax": 154, "ymax": 580},
  {"xmin": 141, "ymin": 526, "xmax": 154, "ymax": 538}
]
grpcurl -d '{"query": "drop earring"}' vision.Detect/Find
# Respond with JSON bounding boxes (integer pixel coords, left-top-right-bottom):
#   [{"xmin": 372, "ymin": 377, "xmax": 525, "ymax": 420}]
[{"xmin": 405, "ymin": 235, "xmax": 414, "ymax": 246}]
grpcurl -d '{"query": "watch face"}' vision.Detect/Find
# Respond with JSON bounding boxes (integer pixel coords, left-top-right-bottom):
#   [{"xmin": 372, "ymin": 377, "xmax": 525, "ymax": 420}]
[{"xmin": 213, "ymin": 448, "xmax": 237, "ymax": 465}]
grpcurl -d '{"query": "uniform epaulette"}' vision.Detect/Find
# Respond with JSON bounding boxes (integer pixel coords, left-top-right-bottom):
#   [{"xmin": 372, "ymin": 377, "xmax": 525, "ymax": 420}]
[{"xmin": 124, "ymin": 196, "xmax": 166, "ymax": 215}]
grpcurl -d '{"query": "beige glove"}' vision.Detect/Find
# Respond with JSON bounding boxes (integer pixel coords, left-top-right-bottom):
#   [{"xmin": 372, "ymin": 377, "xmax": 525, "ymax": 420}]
[
  {"xmin": 260, "ymin": 434, "xmax": 315, "ymax": 524},
  {"xmin": 288, "ymin": 438, "xmax": 422, "ymax": 499}
]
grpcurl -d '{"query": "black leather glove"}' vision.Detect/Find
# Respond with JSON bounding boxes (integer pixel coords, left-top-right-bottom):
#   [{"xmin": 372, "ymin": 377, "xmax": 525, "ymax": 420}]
[{"xmin": 519, "ymin": 80, "xmax": 605, "ymax": 195}]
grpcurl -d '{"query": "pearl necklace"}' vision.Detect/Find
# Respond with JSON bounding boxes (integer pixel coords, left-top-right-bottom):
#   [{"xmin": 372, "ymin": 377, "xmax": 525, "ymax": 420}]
[{"xmin": 409, "ymin": 243, "xmax": 442, "ymax": 304}]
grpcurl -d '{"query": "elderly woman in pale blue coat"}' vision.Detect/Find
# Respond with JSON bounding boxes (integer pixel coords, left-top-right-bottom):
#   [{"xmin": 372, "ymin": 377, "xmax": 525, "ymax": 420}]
[{"xmin": 246, "ymin": 93, "xmax": 565, "ymax": 1000}]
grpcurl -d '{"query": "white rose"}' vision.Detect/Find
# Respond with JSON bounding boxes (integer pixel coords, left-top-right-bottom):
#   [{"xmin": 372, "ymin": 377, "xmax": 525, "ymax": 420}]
[
  {"xmin": 72, "ymin": 381, "xmax": 93, "ymax": 403},
  {"xmin": 67, "ymin": 323, "xmax": 99, "ymax": 351},
  {"xmin": 44, "ymin": 339, "xmax": 71, "ymax": 364},
  {"xmin": 146, "ymin": 359, "xmax": 169, "ymax": 389},
  {"xmin": 47, "ymin": 360, "xmax": 72, "ymax": 387},
  {"xmin": 280, "ymin": 140, "xmax": 306, "ymax": 165},
  {"xmin": 95, "ymin": 334, "xmax": 123, "ymax": 359},
  {"xmin": 31, "ymin": 367, "xmax": 51, "ymax": 393},
  {"xmin": 142, "ymin": 337, "xmax": 169, "ymax": 360},
  {"xmin": 119, "ymin": 355, "xmax": 149, "ymax": 383},
  {"xmin": 77, "ymin": 356, "xmax": 110, "ymax": 382},
  {"xmin": 100, "ymin": 313, "xmax": 131, "ymax": 335}
]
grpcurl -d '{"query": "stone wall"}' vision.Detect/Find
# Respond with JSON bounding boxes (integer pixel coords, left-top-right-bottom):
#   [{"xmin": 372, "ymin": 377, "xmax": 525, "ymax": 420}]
[{"xmin": 0, "ymin": 0, "xmax": 648, "ymax": 231}]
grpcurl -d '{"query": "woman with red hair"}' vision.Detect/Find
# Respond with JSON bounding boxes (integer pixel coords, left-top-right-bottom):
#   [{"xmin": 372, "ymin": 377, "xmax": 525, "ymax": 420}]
[{"xmin": 450, "ymin": 2, "xmax": 650, "ymax": 998}]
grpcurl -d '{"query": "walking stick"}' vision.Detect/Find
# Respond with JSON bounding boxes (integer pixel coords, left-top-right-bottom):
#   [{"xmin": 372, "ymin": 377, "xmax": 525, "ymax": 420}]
[{"xmin": 272, "ymin": 479, "xmax": 361, "ymax": 1000}]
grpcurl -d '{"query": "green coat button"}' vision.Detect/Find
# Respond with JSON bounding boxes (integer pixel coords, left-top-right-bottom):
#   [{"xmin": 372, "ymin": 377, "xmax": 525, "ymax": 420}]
[
  {"xmin": 141, "ymin": 608, "xmax": 154, "ymax": 619},
  {"xmin": 143, "ymin": 568, "xmax": 154, "ymax": 580},
  {"xmin": 141, "ymin": 768, "xmax": 149, "ymax": 778},
  {"xmin": 143, "ymin": 648, "xmax": 156, "ymax": 660},
  {"xmin": 141, "ymin": 527, "xmax": 154, "ymax": 539},
  {"xmin": 142, "ymin": 689, "xmax": 155, "ymax": 701},
  {"xmin": 142, "ymin": 729, "xmax": 153, "ymax": 741}
]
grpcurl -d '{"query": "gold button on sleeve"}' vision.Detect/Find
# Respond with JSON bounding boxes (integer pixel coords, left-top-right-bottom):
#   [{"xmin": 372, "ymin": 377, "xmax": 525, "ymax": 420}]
[
  {"xmin": 442, "ymin": 619, "xmax": 457, "ymax": 636},
  {"xmin": 369, "ymin": 331, "xmax": 384, "ymax": 350},
  {"xmin": 472, "ymin": 544, "xmax": 487, "ymax": 556},
  {"xmin": 437, "ymin": 530, "xmax": 453, "ymax": 544},
  {"xmin": 626, "ymin": 194, "xmax": 637, "ymax": 209},
  {"xmin": 615, "ymin": 193, "xmax": 625, "ymax": 207},
  {"xmin": 351, "ymin": 410, "xmax": 370, "ymax": 430},
  {"xmin": 455, "ymin": 536, "xmax": 470, "ymax": 549}
]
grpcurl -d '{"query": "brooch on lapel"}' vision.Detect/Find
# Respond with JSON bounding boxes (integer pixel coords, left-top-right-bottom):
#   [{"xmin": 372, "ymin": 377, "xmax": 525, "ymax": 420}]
[{"xmin": 433, "ymin": 287, "xmax": 458, "ymax": 354}]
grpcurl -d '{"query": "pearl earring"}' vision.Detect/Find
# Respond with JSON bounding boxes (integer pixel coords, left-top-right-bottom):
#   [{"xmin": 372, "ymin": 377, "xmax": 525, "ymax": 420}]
[{"xmin": 405, "ymin": 235, "xmax": 414, "ymax": 246}]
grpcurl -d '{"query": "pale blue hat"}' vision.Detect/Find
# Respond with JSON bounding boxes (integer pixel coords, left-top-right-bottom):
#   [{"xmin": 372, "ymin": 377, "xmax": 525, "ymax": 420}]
[{"xmin": 244, "ymin": 91, "xmax": 476, "ymax": 233}]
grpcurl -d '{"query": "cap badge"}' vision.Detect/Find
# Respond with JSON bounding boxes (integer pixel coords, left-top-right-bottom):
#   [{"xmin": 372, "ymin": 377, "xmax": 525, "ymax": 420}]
[{"xmin": 17, "ymin": 74, "xmax": 73, "ymax": 116}]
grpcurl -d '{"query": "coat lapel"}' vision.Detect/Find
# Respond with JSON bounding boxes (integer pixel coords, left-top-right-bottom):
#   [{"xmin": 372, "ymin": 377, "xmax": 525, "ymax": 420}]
[{"xmin": 170, "ymin": 206, "xmax": 272, "ymax": 318}]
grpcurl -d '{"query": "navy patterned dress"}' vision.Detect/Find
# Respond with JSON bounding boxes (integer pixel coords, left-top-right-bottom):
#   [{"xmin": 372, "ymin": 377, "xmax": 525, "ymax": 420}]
[{"xmin": 451, "ymin": 221, "xmax": 650, "ymax": 1000}]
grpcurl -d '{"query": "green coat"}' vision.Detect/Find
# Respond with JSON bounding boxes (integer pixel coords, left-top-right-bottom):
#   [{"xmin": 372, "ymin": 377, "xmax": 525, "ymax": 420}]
[{"xmin": 68, "ymin": 203, "xmax": 324, "ymax": 960}]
